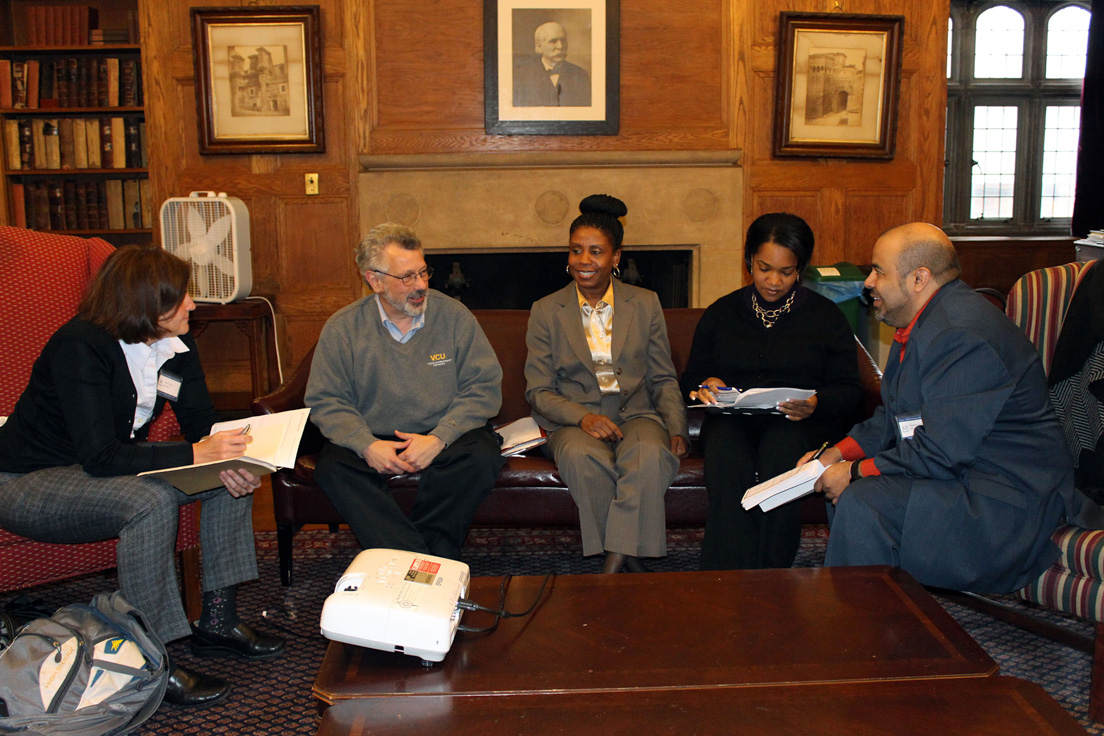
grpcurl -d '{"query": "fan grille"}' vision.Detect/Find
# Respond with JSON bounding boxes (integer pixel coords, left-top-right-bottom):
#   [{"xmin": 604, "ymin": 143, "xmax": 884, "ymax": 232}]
[{"xmin": 161, "ymin": 199, "xmax": 239, "ymax": 302}]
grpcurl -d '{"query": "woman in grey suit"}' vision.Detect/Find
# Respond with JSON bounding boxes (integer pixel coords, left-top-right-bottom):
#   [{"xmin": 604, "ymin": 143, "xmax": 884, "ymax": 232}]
[{"xmin": 524, "ymin": 195, "xmax": 689, "ymax": 573}]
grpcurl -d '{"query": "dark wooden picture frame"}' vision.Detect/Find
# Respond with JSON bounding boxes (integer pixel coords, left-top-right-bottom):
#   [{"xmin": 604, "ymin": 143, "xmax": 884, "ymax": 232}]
[
  {"xmin": 191, "ymin": 6, "xmax": 324, "ymax": 155},
  {"xmin": 484, "ymin": 0, "xmax": 620, "ymax": 136},
  {"xmin": 773, "ymin": 13, "xmax": 903, "ymax": 159}
]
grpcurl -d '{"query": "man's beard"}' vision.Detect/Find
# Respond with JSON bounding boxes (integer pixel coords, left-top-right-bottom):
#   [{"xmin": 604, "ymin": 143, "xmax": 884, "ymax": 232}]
[{"xmin": 382, "ymin": 286, "xmax": 427, "ymax": 318}]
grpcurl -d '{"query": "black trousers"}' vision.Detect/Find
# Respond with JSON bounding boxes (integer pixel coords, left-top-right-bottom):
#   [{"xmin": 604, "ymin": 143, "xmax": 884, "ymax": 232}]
[
  {"xmin": 699, "ymin": 412, "xmax": 845, "ymax": 571},
  {"xmin": 314, "ymin": 425, "xmax": 504, "ymax": 560}
]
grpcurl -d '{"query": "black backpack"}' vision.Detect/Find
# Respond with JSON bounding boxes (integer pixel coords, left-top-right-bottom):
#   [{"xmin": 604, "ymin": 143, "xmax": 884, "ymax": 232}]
[{"xmin": 0, "ymin": 591, "xmax": 167, "ymax": 736}]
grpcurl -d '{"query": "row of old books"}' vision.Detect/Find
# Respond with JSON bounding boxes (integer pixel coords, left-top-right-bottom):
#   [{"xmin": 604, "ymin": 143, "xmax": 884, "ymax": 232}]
[
  {"xmin": 23, "ymin": 5, "xmax": 100, "ymax": 46},
  {"xmin": 0, "ymin": 57, "xmax": 142, "ymax": 109},
  {"xmin": 10, "ymin": 179, "xmax": 152, "ymax": 232},
  {"xmin": 3, "ymin": 117, "xmax": 147, "ymax": 171}
]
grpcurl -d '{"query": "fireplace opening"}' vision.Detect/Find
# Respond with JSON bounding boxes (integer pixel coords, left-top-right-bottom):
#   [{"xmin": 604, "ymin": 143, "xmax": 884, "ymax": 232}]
[{"xmin": 424, "ymin": 249, "xmax": 692, "ymax": 310}]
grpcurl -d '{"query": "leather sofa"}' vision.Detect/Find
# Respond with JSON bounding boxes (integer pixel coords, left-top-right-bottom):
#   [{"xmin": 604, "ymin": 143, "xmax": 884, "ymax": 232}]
[{"xmin": 253, "ymin": 308, "xmax": 884, "ymax": 585}]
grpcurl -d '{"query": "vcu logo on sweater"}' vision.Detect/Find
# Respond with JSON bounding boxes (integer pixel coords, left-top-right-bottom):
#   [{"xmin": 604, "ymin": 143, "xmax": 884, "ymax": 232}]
[{"xmin": 428, "ymin": 352, "xmax": 452, "ymax": 367}]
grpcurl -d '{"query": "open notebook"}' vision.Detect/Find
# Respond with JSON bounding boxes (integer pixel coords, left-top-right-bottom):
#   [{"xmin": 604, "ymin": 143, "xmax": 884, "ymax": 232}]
[{"xmin": 138, "ymin": 408, "xmax": 310, "ymax": 494}]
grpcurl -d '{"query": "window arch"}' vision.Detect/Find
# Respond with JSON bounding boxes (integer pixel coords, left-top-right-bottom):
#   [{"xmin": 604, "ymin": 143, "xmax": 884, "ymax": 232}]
[
  {"xmin": 975, "ymin": 6, "xmax": 1025, "ymax": 78},
  {"xmin": 944, "ymin": 0, "xmax": 1089, "ymax": 234}
]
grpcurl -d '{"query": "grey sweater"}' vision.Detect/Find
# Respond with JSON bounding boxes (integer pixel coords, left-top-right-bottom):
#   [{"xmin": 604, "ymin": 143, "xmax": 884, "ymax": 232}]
[{"xmin": 305, "ymin": 290, "xmax": 503, "ymax": 453}]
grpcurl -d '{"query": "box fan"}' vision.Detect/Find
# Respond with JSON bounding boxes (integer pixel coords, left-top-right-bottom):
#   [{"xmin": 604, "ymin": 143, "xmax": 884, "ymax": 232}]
[{"xmin": 160, "ymin": 191, "xmax": 252, "ymax": 304}]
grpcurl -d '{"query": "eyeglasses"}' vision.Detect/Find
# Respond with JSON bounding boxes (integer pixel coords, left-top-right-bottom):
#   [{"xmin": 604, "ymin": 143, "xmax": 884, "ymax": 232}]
[{"xmin": 371, "ymin": 266, "xmax": 433, "ymax": 287}]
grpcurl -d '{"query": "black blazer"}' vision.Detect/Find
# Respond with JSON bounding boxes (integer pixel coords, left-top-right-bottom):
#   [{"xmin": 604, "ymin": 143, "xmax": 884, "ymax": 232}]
[{"xmin": 0, "ymin": 317, "xmax": 218, "ymax": 477}]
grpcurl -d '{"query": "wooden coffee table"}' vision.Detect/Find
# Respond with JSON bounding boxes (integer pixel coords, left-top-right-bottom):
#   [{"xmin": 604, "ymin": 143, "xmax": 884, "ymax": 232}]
[
  {"xmin": 316, "ymin": 676, "xmax": 1088, "ymax": 735},
  {"xmin": 313, "ymin": 566, "xmax": 996, "ymax": 707}
]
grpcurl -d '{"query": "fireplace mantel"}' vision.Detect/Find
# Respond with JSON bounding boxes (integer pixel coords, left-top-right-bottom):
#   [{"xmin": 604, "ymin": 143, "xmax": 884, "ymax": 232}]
[
  {"xmin": 359, "ymin": 150, "xmax": 742, "ymax": 172},
  {"xmin": 357, "ymin": 150, "xmax": 745, "ymax": 307}
]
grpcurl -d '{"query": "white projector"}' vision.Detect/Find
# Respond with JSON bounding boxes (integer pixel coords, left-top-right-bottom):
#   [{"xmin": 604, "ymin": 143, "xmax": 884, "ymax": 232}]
[{"xmin": 319, "ymin": 548, "xmax": 470, "ymax": 663}]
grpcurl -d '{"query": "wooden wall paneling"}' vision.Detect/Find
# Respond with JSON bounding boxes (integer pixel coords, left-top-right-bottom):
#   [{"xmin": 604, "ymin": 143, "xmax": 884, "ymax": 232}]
[
  {"xmin": 953, "ymin": 237, "xmax": 1077, "ymax": 296},
  {"xmin": 141, "ymin": 0, "xmax": 361, "ymax": 390},
  {"xmin": 844, "ymin": 192, "xmax": 915, "ymax": 264}
]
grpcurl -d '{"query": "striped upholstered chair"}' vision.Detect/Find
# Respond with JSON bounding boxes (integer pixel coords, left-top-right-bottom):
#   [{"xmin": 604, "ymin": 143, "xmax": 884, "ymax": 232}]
[
  {"xmin": 0, "ymin": 227, "xmax": 200, "ymax": 618},
  {"xmin": 1003, "ymin": 260, "xmax": 1104, "ymax": 721}
]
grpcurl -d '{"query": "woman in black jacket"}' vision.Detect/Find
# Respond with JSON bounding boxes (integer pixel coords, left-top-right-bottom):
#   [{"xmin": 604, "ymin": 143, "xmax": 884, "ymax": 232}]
[
  {"xmin": 0, "ymin": 245, "xmax": 282, "ymax": 707},
  {"xmin": 681, "ymin": 213, "xmax": 862, "ymax": 570}
]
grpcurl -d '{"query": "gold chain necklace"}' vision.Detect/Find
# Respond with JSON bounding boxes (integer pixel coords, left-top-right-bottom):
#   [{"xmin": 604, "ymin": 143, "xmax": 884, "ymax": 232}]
[{"xmin": 751, "ymin": 291, "xmax": 795, "ymax": 328}]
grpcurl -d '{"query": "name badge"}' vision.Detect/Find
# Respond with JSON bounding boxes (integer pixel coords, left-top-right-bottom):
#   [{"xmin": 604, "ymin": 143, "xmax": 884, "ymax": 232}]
[
  {"xmin": 897, "ymin": 412, "xmax": 923, "ymax": 440},
  {"xmin": 156, "ymin": 371, "xmax": 183, "ymax": 401}
]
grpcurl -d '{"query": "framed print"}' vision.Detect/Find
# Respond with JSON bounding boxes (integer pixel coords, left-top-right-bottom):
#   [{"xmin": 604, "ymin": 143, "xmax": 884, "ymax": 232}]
[
  {"xmin": 773, "ymin": 13, "xmax": 903, "ymax": 159},
  {"xmin": 484, "ymin": 0, "xmax": 619, "ymax": 136},
  {"xmin": 191, "ymin": 6, "xmax": 325, "ymax": 154}
]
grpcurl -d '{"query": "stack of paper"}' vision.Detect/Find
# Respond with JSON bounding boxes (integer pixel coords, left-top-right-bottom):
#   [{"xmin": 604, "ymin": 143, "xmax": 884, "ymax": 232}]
[
  {"xmin": 494, "ymin": 417, "xmax": 547, "ymax": 456},
  {"xmin": 700, "ymin": 387, "xmax": 816, "ymax": 410},
  {"xmin": 741, "ymin": 459, "xmax": 827, "ymax": 512}
]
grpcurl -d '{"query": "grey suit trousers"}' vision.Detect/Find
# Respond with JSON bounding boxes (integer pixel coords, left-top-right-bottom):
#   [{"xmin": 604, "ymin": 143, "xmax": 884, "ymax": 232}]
[
  {"xmin": 546, "ymin": 413, "xmax": 678, "ymax": 558},
  {"xmin": 0, "ymin": 466, "xmax": 258, "ymax": 643}
]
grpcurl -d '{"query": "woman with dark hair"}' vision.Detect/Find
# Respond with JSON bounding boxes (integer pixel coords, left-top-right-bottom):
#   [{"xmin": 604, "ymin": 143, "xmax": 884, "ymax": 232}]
[
  {"xmin": 525, "ymin": 195, "xmax": 689, "ymax": 573},
  {"xmin": 681, "ymin": 213, "xmax": 862, "ymax": 570},
  {"xmin": 0, "ymin": 245, "xmax": 283, "ymax": 708}
]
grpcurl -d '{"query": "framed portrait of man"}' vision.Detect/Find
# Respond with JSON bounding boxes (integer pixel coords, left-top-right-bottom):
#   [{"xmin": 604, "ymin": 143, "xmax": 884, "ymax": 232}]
[{"xmin": 484, "ymin": 0, "xmax": 620, "ymax": 135}]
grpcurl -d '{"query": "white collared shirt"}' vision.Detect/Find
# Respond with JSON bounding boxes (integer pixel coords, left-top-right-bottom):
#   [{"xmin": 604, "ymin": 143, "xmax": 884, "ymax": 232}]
[
  {"xmin": 120, "ymin": 336, "xmax": 189, "ymax": 435},
  {"xmin": 375, "ymin": 296, "xmax": 426, "ymax": 344},
  {"xmin": 577, "ymin": 282, "xmax": 620, "ymax": 395}
]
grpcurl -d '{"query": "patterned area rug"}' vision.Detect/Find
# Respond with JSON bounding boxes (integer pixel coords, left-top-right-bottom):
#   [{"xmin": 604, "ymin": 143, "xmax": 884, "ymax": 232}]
[{"xmin": 2, "ymin": 526, "xmax": 1100, "ymax": 735}]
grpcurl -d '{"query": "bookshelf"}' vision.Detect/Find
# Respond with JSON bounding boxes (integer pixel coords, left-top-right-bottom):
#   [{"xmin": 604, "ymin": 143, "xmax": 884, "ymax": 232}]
[{"xmin": 0, "ymin": 0, "xmax": 150, "ymax": 245}]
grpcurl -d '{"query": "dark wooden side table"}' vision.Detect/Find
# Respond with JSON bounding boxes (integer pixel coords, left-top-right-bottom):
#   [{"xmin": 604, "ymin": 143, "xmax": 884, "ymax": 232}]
[{"xmin": 190, "ymin": 299, "xmax": 280, "ymax": 409}]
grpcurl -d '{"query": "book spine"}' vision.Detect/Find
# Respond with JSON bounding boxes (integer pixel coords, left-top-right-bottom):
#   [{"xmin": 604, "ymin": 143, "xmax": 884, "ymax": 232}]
[
  {"xmin": 55, "ymin": 60, "xmax": 70, "ymax": 108},
  {"xmin": 31, "ymin": 181, "xmax": 52, "ymax": 230},
  {"xmin": 66, "ymin": 59, "xmax": 79, "ymax": 106},
  {"xmin": 11, "ymin": 182, "xmax": 27, "ymax": 228},
  {"xmin": 85, "ymin": 117, "xmax": 101, "ymax": 168},
  {"xmin": 96, "ymin": 58, "xmax": 109, "ymax": 107},
  {"xmin": 26, "ymin": 60, "xmax": 40, "ymax": 108},
  {"xmin": 63, "ymin": 179, "xmax": 78, "ymax": 229},
  {"xmin": 38, "ymin": 60, "xmax": 57, "ymax": 108},
  {"xmin": 106, "ymin": 58, "xmax": 119, "ymax": 107},
  {"xmin": 76, "ymin": 180, "xmax": 91, "ymax": 229},
  {"xmin": 31, "ymin": 118, "xmax": 46, "ymax": 169},
  {"xmin": 124, "ymin": 117, "xmax": 141, "ymax": 168},
  {"xmin": 72, "ymin": 118, "xmax": 88, "ymax": 168},
  {"xmin": 11, "ymin": 62, "xmax": 27, "ymax": 109},
  {"xmin": 138, "ymin": 178, "xmax": 152, "ymax": 228},
  {"xmin": 77, "ymin": 58, "xmax": 92, "ymax": 108},
  {"xmin": 43, "ymin": 118, "xmax": 60, "ymax": 169},
  {"xmin": 121, "ymin": 59, "xmax": 139, "ymax": 107},
  {"xmin": 97, "ymin": 180, "xmax": 109, "ymax": 229},
  {"xmin": 0, "ymin": 60, "xmax": 11, "ymax": 109},
  {"xmin": 3, "ymin": 119, "xmax": 21, "ymax": 170},
  {"xmin": 105, "ymin": 178, "xmax": 124, "ymax": 229},
  {"xmin": 48, "ymin": 180, "xmax": 64, "ymax": 230},
  {"xmin": 99, "ymin": 117, "xmax": 113, "ymax": 168},
  {"xmin": 138, "ymin": 121, "xmax": 147, "ymax": 168},
  {"xmin": 123, "ymin": 178, "xmax": 141, "ymax": 229},
  {"xmin": 58, "ymin": 117, "xmax": 75, "ymax": 169},
  {"xmin": 18, "ymin": 118, "xmax": 35, "ymax": 170},
  {"xmin": 111, "ymin": 116, "xmax": 126, "ymax": 168}
]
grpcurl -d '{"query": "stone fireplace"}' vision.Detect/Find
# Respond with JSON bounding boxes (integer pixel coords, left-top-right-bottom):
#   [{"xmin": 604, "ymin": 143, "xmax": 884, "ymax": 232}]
[{"xmin": 358, "ymin": 150, "xmax": 744, "ymax": 308}]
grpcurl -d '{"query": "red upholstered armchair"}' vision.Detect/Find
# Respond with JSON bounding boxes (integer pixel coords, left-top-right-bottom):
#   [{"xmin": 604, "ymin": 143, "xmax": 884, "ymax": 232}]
[{"xmin": 0, "ymin": 227, "xmax": 200, "ymax": 618}]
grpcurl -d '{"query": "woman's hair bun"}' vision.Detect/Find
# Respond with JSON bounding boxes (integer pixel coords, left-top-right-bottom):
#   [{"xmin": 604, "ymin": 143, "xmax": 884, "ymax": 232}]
[{"xmin": 579, "ymin": 194, "xmax": 628, "ymax": 219}]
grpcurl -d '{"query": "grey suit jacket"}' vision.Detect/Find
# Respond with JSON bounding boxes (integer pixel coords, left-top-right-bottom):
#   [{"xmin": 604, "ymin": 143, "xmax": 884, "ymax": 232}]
[{"xmin": 524, "ymin": 280, "xmax": 689, "ymax": 440}]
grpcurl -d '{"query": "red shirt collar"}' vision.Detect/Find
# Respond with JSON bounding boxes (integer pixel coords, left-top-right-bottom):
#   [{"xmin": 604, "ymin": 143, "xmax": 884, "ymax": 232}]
[{"xmin": 893, "ymin": 289, "xmax": 941, "ymax": 361}]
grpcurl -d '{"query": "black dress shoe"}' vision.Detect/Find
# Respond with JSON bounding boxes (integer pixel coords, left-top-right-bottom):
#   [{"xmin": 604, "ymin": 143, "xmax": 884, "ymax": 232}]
[
  {"xmin": 623, "ymin": 556, "xmax": 651, "ymax": 574},
  {"xmin": 163, "ymin": 664, "xmax": 230, "ymax": 708},
  {"xmin": 190, "ymin": 621, "xmax": 286, "ymax": 660}
]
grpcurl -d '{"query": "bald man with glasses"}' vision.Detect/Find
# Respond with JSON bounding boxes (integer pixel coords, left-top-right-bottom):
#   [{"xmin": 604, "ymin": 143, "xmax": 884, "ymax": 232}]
[{"xmin": 306, "ymin": 223, "xmax": 504, "ymax": 560}]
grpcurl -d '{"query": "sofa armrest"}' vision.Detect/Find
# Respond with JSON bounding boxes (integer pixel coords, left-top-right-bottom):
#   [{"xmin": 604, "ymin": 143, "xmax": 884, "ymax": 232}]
[
  {"xmin": 252, "ymin": 344, "xmax": 315, "ymax": 416},
  {"xmin": 854, "ymin": 336, "xmax": 883, "ymax": 421}
]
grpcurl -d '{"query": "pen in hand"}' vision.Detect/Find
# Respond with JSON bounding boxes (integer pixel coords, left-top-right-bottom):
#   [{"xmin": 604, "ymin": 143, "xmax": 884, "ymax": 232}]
[
  {"xmin": 809, "ymin": 441, "xmax": 829, "ymax": 463},
  {"xmin": 240, "ymin": 424, "xmax": 251, "ymax": 436}
]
